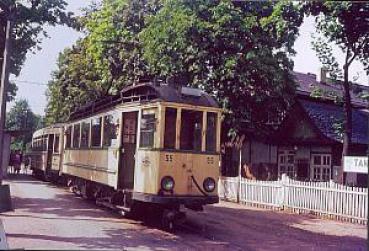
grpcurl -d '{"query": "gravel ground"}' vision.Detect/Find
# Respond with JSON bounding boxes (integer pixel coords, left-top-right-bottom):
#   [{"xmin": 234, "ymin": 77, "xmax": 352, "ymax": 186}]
[{"xmin": 1, "ymin": 174, "xmax": 367, "ymax": 251}]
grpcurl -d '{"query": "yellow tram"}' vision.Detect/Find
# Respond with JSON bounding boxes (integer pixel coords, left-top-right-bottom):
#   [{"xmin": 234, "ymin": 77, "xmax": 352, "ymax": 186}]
[
  {"xmin": 29, "ymin": 124, "xmax": 64, "ymax": 181},
  {"xmin": 32, "ymin": 81, "xmax": 222, "ymax": 228}
]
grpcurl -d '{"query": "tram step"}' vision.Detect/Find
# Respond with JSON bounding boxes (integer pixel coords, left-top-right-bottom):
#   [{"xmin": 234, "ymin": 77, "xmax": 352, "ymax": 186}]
[{"xmin": 96, "ymin": 200, "xmax": 131, "ymax": 215}]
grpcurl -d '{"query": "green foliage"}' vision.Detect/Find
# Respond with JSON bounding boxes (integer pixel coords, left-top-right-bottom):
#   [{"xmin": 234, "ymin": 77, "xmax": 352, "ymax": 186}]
[
  {"xmin": 84, "ymin": 0, "xmax": 162, "ymax": 88},
  {"xmin": 6, "ymin": 99, "xmax": 43, "ymax": 150},
  {"xmin": 306, "ymin": 1, "xmax": 369, "ymax": 155},
  {"xmin": 309, "ymin": 1, "xmax": 369, "ymax": 80},
  {"xmin": 0, "ymin": 0, "xmax": 74, "ymax": 99},
  {"xmin": 141, "ymin": 0, "xmax": 304, "ymax": 135},
  {"xmin": 45, "ymin": 0, "xmax": 162, "ymax": 124},
  {"xmin": 46, "ymin": 0, "xmax": 305, "ymax": 137},
  {"xmin": 45, "ymin": 40, "xmax": 102, "ymax": 124},
  {"xmin": 310, "ymin": 85, "xmax": 343, "ymax": 104}
]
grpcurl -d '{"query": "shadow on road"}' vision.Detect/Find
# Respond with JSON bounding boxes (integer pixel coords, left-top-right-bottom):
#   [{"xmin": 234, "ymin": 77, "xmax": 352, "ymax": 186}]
[{"xmin": 2, "ymin": 174, "xmax": 367, "ymax": 250}]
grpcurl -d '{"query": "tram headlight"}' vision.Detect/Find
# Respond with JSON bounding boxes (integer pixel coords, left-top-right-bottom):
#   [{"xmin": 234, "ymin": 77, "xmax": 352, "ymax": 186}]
[
  {"xmin": 203, "ymin": 177, "xmax": 216, "ymax": 193},
  {"xmin": 161, "ymin": 176, "xmax": 175, "ymax": 191}
]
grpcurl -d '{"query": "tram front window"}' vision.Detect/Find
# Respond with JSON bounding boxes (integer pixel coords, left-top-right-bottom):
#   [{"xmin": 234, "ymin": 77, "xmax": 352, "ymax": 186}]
[
  {"xmin": 140, "ymin": 112, "xmax": 156, "ymax": 148},
  {"xmin": 180, "ymin": 110, "xmax": 202, "ymax": 151},
  {"xmin": 164, "ymin": 108, "xmax": 177, "ymax": 149}
]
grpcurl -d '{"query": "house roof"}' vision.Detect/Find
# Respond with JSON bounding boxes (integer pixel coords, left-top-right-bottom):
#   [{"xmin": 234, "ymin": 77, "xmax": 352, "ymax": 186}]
[
  {"xmin": 293, "ymin": 71, "xmax": 368, "ymax": 108},
  {"xmin": 299, "ymin": 98, "xmax": 368, "ymax": 145}
]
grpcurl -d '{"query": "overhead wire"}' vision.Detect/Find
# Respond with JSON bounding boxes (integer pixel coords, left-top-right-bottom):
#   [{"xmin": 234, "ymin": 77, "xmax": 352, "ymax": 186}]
[{"xmin": 10, "ymin": 79, "xmax": 48, "ymax": 86}]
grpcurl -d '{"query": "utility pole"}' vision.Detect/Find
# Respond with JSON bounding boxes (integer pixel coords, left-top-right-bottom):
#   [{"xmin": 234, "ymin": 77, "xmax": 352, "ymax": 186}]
[{"xmin": 0, "ymin": 19, "xmax": 12, "ymax": 185}]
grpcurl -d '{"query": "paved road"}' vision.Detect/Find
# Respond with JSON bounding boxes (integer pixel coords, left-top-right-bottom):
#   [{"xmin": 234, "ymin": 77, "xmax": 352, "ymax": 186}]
[{"xmin": 1, "ymin": 174, "xmax": 367, "ymax": 250}]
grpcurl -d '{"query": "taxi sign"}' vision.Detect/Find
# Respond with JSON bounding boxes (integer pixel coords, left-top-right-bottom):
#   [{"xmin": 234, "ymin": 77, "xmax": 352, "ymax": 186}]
[{"xmin": 343, "ymin": 156, "xmax": 368, "ymax": 174}]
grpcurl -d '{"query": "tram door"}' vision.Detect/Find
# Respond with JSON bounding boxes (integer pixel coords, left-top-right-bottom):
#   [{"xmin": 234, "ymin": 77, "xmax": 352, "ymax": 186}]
[
  {"xmin": 119, "ymin": 112, "xmax": 138, "ymax": 189},
  {"xmin": 46, "ymin": 134, "xmax": 54, "ymax": 172}
]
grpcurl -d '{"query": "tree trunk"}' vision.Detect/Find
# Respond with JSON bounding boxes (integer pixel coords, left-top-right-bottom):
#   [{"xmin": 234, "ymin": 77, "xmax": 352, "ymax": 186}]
[
  {"xmin": 342, "ymin": 65, "xmax": 352, "ymax": 156},
  {"xmin": 341, "ymin": 64, "xmax": 352, "ymax": 183}
]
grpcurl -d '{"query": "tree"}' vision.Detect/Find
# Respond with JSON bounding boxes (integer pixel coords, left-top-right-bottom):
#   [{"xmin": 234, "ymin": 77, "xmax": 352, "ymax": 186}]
[
  {"xmin": 0, "ymin": 0, "xmax": 74, "ymax": 99},
  {"xmin": 45, "ymin": 40, "xmax": 102, "ymax": 124},
  {"xmin": 306, "ymin": 2, "xmax": 369, "ymax": 158},
  {"xmin": 140, "ymin": 0, "xmax": 304, "ymax": 137},
  {"xmin": 6, "ymin": 99, "xmax": 42, "ymax": 150},
  {"xmin": 45, "ymin": 0, "xmax": 162, "ymax": 124},
  {"xmin": 84, "ymin": 0, "xmax": 162, "ymax": 88}
]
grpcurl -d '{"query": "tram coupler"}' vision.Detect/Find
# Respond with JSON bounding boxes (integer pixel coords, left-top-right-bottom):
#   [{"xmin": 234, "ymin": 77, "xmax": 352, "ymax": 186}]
[
  {"xmin": 185, "ymin": 203, "xmax": 203, "ymax": 211},
  {"xmin": 161, "ymin": 209, "xmax": 186, "ymax": 231}
]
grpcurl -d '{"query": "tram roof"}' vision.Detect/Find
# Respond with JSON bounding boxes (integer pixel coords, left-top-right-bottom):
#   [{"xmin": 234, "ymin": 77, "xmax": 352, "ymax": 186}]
[
  {"xmin": 32, "ymin": 124, "xmax": 64, "ymax": 138},
  {"xmin": 69, "ymin": 82, "xmax": 219, "ymax": 120}
]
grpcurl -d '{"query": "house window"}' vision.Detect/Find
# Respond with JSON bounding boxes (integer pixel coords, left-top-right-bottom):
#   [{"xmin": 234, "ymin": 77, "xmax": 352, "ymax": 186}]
[
  {"xmin": 266, "ymin": 110, "xmax": 286, "ymax": 126},
  {"xmin": 278, "ymin": 152, "xmax": 296, "ymax": 179},
  {"xmin": 311, "ymin": 154, "xmax": 331, "ymax": 181}
]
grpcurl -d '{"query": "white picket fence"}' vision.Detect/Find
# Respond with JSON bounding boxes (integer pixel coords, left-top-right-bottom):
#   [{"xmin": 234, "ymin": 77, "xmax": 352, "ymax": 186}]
[{"xmin": 219, "ymin": 175, "xmax": 368, "ymax": 224}]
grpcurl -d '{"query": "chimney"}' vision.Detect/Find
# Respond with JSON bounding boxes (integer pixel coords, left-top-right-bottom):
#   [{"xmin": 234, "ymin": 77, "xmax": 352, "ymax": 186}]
[{"xmin": 317, "ymin": 67, "xmax": 328, "ymax": 83}]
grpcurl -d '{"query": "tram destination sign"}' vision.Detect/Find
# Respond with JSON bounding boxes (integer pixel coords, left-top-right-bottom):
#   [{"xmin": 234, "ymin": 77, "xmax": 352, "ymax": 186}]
[{"xmin": 343, "ymin": 156, "xmax": 368, "ymax": 174}]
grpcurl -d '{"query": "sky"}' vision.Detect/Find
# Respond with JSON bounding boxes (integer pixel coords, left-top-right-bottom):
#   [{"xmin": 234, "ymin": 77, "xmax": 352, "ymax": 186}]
[{"xmin": 9, "ymin": 1, "xmax": 368, "ymax": 116}]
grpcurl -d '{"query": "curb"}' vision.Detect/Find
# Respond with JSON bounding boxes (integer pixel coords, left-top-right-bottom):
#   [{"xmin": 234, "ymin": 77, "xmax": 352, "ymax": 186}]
[{"xmin": 0, "ymin": 219, "xmax": 8, "ymax": 249}]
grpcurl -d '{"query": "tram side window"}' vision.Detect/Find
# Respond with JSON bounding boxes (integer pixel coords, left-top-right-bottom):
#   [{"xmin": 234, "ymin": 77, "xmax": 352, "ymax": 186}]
[
  {"xmin": 206, "ymin": 112, "xmax": 217, "ymax": 152},
  {"xmin": 43, "ymin": 136, "xmax": 47, "ymax": 151},
  {"xmin": 80, "ymin": 121, "xmax": 90, "ymax": 148},
  {"xmin": 91, "ymin": 117, "xmax": 102, "ymax": 147},
  {"xmin": 65, "ymin": 126, "xmax": 72, "ymax": 148},
  {"xmin": 164, "ymin": 108, "xmax": 176, "ymax": 149},
  {"xmin": 54, "ymin": 135, "xmax": 60, "ymax": 153},
  {"xmin": 139, "ymin": 113, "xmax": 156, "ymax": 148},
  {"xmin": 103, "ymin": 114, "xmax": 119, "ymax": 147},
  {"xmin": 180, "ymin": 110, "xmax": 203, "ymax": 151},
  {"xmin": 73, "ymin": 123, "xmax": 81, "ymax": 148}
]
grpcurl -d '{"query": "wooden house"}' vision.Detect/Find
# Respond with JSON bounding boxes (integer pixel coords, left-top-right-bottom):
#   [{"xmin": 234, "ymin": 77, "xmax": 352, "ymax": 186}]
[{"xmin": 221, "ymin": 70, "xmax": 368, "ymax": 187}]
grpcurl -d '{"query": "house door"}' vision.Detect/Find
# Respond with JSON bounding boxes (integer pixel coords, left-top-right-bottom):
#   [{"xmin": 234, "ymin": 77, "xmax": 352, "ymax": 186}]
[
  {"xmin": 118, "ymin": 112, "xmax": 138, "ymax": 189},
  {"xmin": 296, "ymin": 159, "xmax": 309, "ymax": 181},
  {"xmin": 46, "ymin": 134, "xmax": 54, "ymax": 172}
]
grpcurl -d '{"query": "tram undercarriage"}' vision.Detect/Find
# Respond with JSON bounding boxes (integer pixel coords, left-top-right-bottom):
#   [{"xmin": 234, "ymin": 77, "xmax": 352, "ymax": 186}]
[{"xmin": 62, "ymin": 174, "xmax": 204, "ymax": 230}]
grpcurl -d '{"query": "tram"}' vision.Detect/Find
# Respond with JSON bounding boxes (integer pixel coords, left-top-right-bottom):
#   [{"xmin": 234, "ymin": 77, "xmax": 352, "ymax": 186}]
[
  {"xmin": 29, "ymin": 124, "xmax": 64, "ymax": 181},
  {"xmin": 32, "ymin": 81, "xmax": 222, "ymax": 228}
]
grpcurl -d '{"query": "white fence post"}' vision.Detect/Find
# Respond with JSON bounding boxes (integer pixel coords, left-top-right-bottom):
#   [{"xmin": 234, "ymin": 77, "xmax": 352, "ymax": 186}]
[
  {"xmin": 218, "ymin": 175, "xmax": 367, "ymax": 224},
  {"xmin": 281, "ymin": 174, "xmax": 288, "ymax": 209}
]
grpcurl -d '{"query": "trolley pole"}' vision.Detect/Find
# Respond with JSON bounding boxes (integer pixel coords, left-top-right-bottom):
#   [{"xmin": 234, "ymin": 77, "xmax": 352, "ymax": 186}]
[{"xmin": 0, "ymin": 19, "xmax": 12, "ymax": 185}]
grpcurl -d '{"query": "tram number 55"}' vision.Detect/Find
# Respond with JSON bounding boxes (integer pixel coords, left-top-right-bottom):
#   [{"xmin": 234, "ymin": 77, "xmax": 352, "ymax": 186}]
[{"xmin": 165, "ymin": 154, "xmax": 173, "ymax": 162}]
